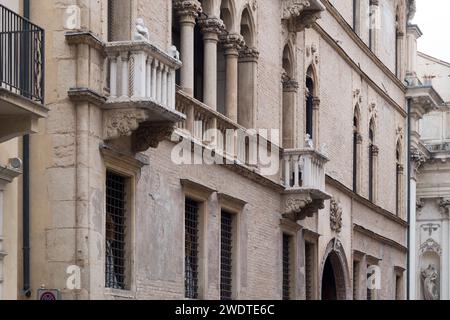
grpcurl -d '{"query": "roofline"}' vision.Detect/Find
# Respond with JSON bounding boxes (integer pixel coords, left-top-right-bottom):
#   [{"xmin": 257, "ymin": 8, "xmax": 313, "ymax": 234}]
[{"xmin": 418, "ymin": 51, "xmax": 450, "ymax": 68}]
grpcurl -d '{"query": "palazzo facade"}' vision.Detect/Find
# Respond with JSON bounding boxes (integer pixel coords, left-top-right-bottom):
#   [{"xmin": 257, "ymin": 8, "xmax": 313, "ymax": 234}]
[{"xmin": 0, "ymin": 0, "xmax": 429, "ymax": 300}]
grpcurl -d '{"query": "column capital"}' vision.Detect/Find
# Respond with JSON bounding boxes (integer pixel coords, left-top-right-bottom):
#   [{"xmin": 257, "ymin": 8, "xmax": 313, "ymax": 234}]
[
  {"xmin": 370, "ymin": 0, "xmax": 379, "ymax": 6},
  {"xmin": 356, "ymin": 133, "xmax": 363, "ymax": 144},
  {"xmin": 239, "ymin": 46, "xmax": 260, "ymax": 62},
  {"xmin": 282, "ymin": 78, "xmax": 299, "ymax": 91},
  {"xmin": 198, "ymin": 17, "xmax": 225, "ymax": 39},
  {"xmin": 312, "ymin": 97, "xmax": 320, "ymax": 109},
  {"xmin": 371, "ymin": 144, "xmax": 379, "ymax": 155},
  {"xmin": 221, "ymin": 33, "xmax": 245, "ymax": 56},
  {"xmin": 174, "ymin": 0, "xmax": 202, "ymax": 24}
]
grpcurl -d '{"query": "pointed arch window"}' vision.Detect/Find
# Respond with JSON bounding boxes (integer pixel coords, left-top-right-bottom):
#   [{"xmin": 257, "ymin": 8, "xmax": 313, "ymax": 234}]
[
  {"xmin": 306, "ymin": 68, "xmax": 314, "ymax": 141},
  {"xmin": 396, "ymin": 141, "xmax": 404, "ymax": 216},
  {"xmin": 353, "ymin": 108, "xmax": 361, "ymax": 193},
  {"xmin": 368, "ymin": 119, "xmax": 377, "ymax": 202}
]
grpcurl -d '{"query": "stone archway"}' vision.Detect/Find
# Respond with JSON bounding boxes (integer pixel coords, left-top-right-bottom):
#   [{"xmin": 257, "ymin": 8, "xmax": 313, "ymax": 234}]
[{"xmin": 319, "ymin": 239, "xmax": 351, "ymax": 300}]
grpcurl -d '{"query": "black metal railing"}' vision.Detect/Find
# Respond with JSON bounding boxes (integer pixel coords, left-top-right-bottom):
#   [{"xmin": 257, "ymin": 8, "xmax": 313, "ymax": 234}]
[{"xmin": 0, "ymin": 4, "xmax": 45, "ymax": 104}]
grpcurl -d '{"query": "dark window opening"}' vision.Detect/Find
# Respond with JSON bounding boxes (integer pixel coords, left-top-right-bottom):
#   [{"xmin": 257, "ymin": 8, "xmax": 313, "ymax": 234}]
[
  {"xmin": 171, "ymin": 10, "xmax": 181, "ymax": 86},
  {"xmin": 306, "ymin": 75, "xmax": 314, "ymax": 139},
  {"xmin": 105, "ymin": 171, "xmax": 128, "ymax": 290},
  {"xmin": 353, "ymin": 115, "xmax": 359, "ymax": 193},
  {"xmin": 194, "ymin": 24, "xmax": 204, "ymax": 102},
  {"xmin": 353, "ymin": 260, "xmax": 360, "ymax": 300},
  {"xmin": 369, "ymin": 125, "xmax": 375, "ymax": 202},
  {"xmin": 185, "ymin": 199, "xmax": 200, "ymax": 299},
  {"xmin": 305, "ymin": 242, "xmax": 315, "ymax": 300},
  {"xmin": 221, "ymin": 211, "xmax": 234, "ymax": 300}
]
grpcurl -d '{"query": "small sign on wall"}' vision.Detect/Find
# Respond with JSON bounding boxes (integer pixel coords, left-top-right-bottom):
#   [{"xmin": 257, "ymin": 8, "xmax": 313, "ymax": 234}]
[{"xmin": 37, "ymin": 289, "xmax": 61, "ymax": 300}]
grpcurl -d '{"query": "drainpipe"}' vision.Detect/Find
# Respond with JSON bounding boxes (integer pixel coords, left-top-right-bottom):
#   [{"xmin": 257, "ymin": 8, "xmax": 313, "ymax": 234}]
[
  {"xmin": 22, "ymin": 0, "xmax": 32, "ymax": 298},
  {"xmin": 406, "ymin": 97, "xmax": 411, "ymax": 300}
]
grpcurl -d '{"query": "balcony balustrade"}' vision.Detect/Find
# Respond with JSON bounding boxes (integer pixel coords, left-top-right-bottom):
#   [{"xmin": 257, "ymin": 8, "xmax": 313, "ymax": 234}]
[{"xmin": 0, "ymin": 4, "xmax": 47, "ymax": 143}]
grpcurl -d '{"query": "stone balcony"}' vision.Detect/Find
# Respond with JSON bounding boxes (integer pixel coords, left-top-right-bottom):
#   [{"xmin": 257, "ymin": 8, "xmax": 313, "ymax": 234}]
[
  {"xmin": 175, "ymin": 91, "xmax": 330, "ymax": 221},
  {"xmin": 0, "ymin": 4, "xmax": 47, "ymax": 143},
  {"xmin": 281, "ymin": 148, "xmax": 331, "ymax": 221},
  {"xmin": 103, "ymin": 40, "xmax": 185, "ymax": 151},
  {"xmin": 282, "ymin": 0, "xmax": 325, "ymax": 32}
]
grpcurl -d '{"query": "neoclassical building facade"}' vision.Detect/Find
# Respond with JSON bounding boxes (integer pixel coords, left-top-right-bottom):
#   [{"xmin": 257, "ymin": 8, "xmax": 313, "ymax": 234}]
[
  {"xmin": 0, "ymin": 0, "xmax": 423, "ymax": 300},
  {"xmin": 412, "ymin": 51, "xmax": 450, "ymax": 300}
]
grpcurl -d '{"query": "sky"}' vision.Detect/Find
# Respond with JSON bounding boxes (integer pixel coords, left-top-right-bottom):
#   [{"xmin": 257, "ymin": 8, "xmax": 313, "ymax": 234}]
[{"xmin": 412, "ymin": 0, "xmax": 450, "ymax": 63}]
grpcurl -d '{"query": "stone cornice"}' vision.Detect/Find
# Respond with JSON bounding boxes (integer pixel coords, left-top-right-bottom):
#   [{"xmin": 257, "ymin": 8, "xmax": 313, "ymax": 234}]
[
  {"xmin": 318, "ymin": 1, "xmax": 407, "ymax": 91},
  {"xmin": 65, "ymin": 31, "xmax": 105, "ymax": 53},
  {"xmin": 312, "ymin": 23, "xmax": 407, "ymax": 118},
  {"xmin": 68, "ymin": 87, "xmax": 107, "ymax": 107},
  {"xmin": 0, "ymin": 165, "xmax": 22, "ymax": 185},
  {"xmin": 326, "ymin": 175, "xmax": 408, "ymax": 227},
  {"xmin": 99, "ymin": 143, "xmax": 150, "ymax": 170},
  {"xmin": 353, "ymin": 224, "xmax": 408, "ymax": 253}
]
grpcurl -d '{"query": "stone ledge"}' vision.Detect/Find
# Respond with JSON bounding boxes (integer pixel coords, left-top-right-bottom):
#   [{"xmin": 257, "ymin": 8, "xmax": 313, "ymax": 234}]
[
  {"xmin": 68, "ymin": 87, "xmax": 107, "ymax": 106},
  {"xmin": 65, "ymin": 30, "xmax": 105, "ymax": 53}
]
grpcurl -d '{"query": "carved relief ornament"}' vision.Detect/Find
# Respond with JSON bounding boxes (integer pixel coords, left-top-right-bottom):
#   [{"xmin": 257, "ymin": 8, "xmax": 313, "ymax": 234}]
[{"xmin": 330, "ymin": 198, "xmax": 343, "ymax": 233}]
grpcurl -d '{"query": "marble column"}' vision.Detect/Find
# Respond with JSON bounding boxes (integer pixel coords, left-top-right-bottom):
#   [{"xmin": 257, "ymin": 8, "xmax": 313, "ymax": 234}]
[
  {"xmin": 312, "ymin": 97, "xmax": 321, "ymax": 149},
  {"xmin": 198, "ymin": 18, "xmax": 224, "ymax": 110},
  {"xmin": 238, "ymin": 47, "xmax": 259, "ymax": 128},
  {"xmin": 282, "ymin": 79, "xmax": 299, "ymax": 149},
  {"xmin": 174, "ymin": 0, "xmax": 202, "ymax": 96},
  {"xmin": 222, "ymin": 34, "xmax": 244, "ymax": 123}
]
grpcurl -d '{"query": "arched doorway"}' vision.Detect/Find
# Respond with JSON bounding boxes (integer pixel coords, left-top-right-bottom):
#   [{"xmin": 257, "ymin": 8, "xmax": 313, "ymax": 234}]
[{"xmin": 320, "ymin": 239, "xmax": 350, "ymax": 300}]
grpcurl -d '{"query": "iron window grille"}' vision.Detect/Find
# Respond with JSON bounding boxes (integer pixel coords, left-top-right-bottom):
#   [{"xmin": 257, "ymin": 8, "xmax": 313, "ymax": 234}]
[
  {"xmin": 0, "ymin": 4, "xmax": 45, "ymax": 103},
  {"xmin": 305, "ymin": 242, "xmax": 315, "ymax": 300},
  {"xmin": 220, "ymin": 211, "xmax": 234, "ymax": 300},
  {"xmin": 185, "ymin": 199, "xmax": 200, "ymax": 299},
  {"xmin": 105, "ymin": 171, "xmax": 128, "ymax": 290},
  {"xmin": 282, "ymin": 234, "xmax": 292, "ymax": 300}
]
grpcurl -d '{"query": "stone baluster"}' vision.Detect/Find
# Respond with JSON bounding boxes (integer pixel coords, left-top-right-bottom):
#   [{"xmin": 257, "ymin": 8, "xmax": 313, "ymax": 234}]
[
  {"xmin": 120, "ymin": 52, "xmax": 129, "ymax": 97},
  {"xmin": 109, "ymin": 55, "xmax": 118, "ymax": 98}
]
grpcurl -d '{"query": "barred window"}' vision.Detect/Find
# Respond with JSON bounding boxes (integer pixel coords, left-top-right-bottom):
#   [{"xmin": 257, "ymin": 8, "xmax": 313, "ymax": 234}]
[
  {"xmin": 353, "ymin": 260, "xmax": 360, "ymax": 300},
  {"xmin": 305, "ymin": 241, "xmax": 315, "ymax": 300},
  {"xmin": 105, "ymin": 171, "xmax": 129, "ymax": 290},
  {"xmin": 220, "ymin": 211, "xmax": 234, "ymax": 300},
  {"xmin": 185, "ymin": 199, "xmax": 200, "ymax": 299},
  {"xmin": 282, "ymin": 234, "xmax": 292, "ymax": 300}
]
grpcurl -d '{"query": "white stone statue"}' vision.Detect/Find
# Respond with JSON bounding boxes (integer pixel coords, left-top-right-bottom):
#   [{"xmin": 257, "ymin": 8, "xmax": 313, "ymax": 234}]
[
  {"xmin": 305, "ymin": 134, "xmax": 313, "ymax": 148},
  {"xmin": 169, "ymin": 45, "xmax": 180, "ymax": 60},
  {"xmin": 134, "ymin": 18, "xmax": 149, "ymax": 41},
  {"xmin": 421, "ymin": 264, "xmax": 439, "ymax": 300}
]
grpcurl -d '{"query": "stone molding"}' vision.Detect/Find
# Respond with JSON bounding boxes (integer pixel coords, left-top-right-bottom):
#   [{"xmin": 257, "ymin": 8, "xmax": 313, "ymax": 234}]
[{"xmin": 68, "ymin": 87, "xmax": 107, "ymax": 107}]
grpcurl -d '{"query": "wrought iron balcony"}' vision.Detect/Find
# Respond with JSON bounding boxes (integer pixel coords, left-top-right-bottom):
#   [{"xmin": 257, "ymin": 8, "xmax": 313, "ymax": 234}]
[{"xmin": 0, "ymin": 4, "xmax": 47, "ymax": 142}]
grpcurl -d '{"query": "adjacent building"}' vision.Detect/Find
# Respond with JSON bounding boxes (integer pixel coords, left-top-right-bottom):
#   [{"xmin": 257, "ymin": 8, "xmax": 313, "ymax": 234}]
[{"xmin": 412, "ymin": 51, "xmax": 450, "ymax": 300}]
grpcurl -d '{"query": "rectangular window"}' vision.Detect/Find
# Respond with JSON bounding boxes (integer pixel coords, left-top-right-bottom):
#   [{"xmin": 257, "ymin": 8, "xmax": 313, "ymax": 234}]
[
  {"xmin": 105, "ymin": 171, "xmax": 130, "ymax": 290},
  {"xmin": 185, "ymin": 199, "xmax": 200, "ymax": 299},
  {"xmin": 353, "ymin": 260, "xmax": 360, "ymax": 300},
  {"xmin": 305, "ymin": 241, "xmax": 315, "ymax": 300},
  {"xmin": 220, "ymin": 211, "xmax": 234, "ymax": 300},
  {"xmin": 282, "ymin": 234, "xmax": 292, "ymax": 300}
]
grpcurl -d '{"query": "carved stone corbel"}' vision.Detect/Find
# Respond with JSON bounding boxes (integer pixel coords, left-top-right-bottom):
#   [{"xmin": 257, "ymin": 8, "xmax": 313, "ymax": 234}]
[
  {"xmin": 132, "ymin": 121, "xmax": 175, "ymax": 152},
  {"xmin": 103, "ymin": 109, "xmax": 148, "ymax": 141},
  {"xmin": 283, "ymin": 194, "xmax": 325, "ymax": 221}
]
